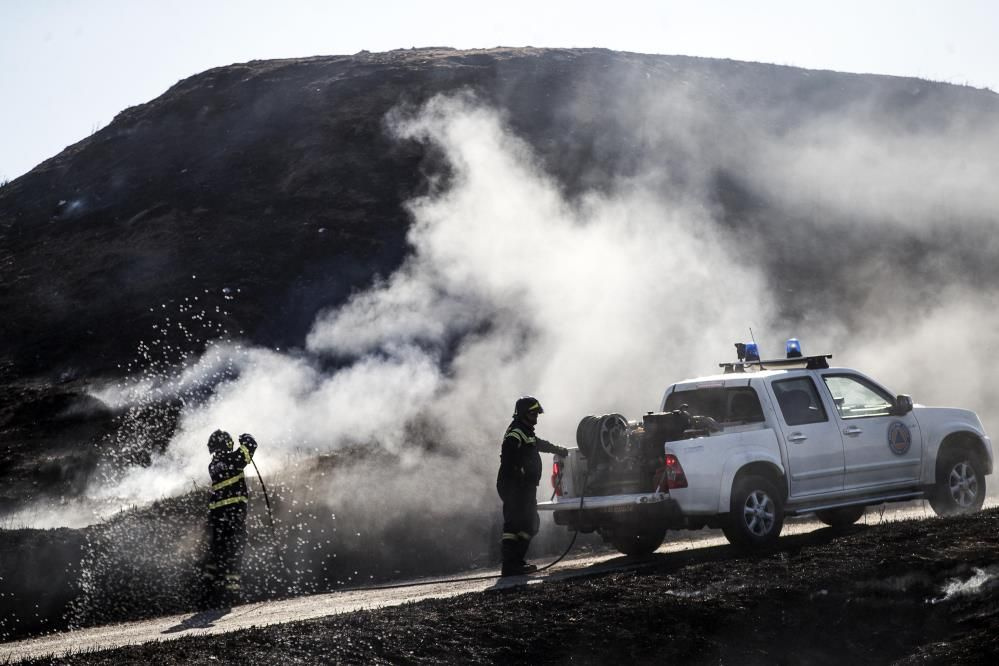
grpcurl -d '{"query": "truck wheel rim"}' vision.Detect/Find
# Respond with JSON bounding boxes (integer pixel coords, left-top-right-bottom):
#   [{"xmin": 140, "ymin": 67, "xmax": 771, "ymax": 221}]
[
  {"xmin": 742, "ymin": 490, "xmax": 775, "ymax": 536},
  {"xmin": 948, "ymin": 462, "xmax": 978, "ymax": 507}
]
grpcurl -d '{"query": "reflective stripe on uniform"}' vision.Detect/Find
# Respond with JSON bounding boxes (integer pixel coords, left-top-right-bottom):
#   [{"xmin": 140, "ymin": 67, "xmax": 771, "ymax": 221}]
[
  {"xmin": 211, "ymin": 472, "xmax": 245, "ymax": 491},
  {"xmin": 502, "ymin": 532, "xmax": 519, "ymax": 541},
  {"xmin": 506, "ymin": 428, "xmax": 535, "ymax": 446},
  {"xmin": 240, "ymin": 444, "xmax": 252, "ymax": 464},
  {"xmin": 209, "ymin": 496, "xmax": 248, "ymax": 510},
  {"xmin": 517, "ymin": 531, "xmax": 532, "ymax": 541}
]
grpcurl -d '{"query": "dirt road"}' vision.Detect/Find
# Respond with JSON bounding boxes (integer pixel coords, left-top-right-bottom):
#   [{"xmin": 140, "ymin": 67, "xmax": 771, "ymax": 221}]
[
  {"xmin": 3, "ymin": 550, "xmax": 612, "ymax": 662},
  {"xmin": 2, "ymin": 501, "xmax": 955, "ymax": 663}
]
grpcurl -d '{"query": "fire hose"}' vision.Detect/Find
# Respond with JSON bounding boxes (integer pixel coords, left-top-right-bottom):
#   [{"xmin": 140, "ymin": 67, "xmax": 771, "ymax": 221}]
[
  {"xmin": 335, "ymin": 468, "xmax": 590, "ymax": 592},
  {"xmin": 251, "ymin": 475, "xmax": 590, "ymax": 599},
  {"xmin": 249, "ymin": 456, "xmax": 296, "ymax": 583},
  {"xmin": 250, "ymin": 457, "xmax": 275, "ymax": 528},
  {"xmin": 239, "ymin": 454, "xmax": 587, "ymax": 598},
  {"xmin": 535, "ymin": 468, "xmax": 587, "ymax": 573}
]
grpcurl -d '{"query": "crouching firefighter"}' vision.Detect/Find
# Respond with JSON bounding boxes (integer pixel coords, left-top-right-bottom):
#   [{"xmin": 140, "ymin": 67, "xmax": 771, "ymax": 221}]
[
  {"xmin": 202, "ymin": 429, "xmax": 258, "ymax": 606},
  {"xmin": 496, "ymin": 396, "xmax": 568, "ymax": 576}
]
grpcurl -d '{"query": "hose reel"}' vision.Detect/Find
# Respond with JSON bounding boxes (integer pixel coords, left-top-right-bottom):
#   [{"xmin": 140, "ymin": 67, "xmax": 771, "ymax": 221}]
[{"xmin": 575, "ymin": 413, "xmax": 630, "ymax": 462}]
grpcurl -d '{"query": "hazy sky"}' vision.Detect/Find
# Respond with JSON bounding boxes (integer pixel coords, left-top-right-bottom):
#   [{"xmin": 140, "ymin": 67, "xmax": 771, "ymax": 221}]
[{"xmin": 1, "ymin": 0, "xmax": 997, "ymax": 182}]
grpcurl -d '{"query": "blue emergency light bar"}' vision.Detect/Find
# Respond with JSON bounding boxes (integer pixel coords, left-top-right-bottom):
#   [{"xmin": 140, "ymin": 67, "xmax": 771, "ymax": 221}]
[
  {"xmin": 722, "ymin": 337, "xmax": 830, "ymax": 372},
  {"xmin": 720, "ymin": 354, "xmax": 832, "ymax": 373}
]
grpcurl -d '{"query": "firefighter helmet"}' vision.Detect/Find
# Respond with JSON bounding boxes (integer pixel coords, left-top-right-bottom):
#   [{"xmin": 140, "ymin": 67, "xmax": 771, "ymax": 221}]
[
  {"xmin": 513, "ymin": 396, "xmax": 544, "ymax": 419},
  {"xmin": 208, "ymin": 429, "xmax": 234, "ymax": 454}
]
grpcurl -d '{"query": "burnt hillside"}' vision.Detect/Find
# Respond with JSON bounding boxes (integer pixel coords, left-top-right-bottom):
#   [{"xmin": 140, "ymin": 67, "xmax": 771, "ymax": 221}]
[{"xmin": 2, "ymin": 47, "xmax": 997, "ymax": 382}]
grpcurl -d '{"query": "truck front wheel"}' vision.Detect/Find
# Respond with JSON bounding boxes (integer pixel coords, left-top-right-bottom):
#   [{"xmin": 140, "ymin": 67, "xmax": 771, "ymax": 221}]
[
  {"xmin": 929, "ymin": 450, "xmax": 986, "ymax": 516},
  {"xmin": 610, "ymin": 525, "xmax": 667, "ymax": 558},
  {"xmin": 722, "ymin": 475, "xmax": 785, "ymax": 550}
]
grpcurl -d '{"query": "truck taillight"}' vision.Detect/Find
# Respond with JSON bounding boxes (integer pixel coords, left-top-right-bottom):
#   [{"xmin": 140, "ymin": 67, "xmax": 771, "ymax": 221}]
[
  {"xmin": 663, "ymin": 454, "xmax": 688, "ymax": 489},
  {"xmin": 551, "ymin": 460, "xmax": 563, "ymax": 497}
]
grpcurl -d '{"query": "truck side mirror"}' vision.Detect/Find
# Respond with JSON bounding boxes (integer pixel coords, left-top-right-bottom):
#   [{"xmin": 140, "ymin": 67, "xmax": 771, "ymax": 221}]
[{"xmin": 893, "ymin": 394, "xmax": 913, "ymax": 416}]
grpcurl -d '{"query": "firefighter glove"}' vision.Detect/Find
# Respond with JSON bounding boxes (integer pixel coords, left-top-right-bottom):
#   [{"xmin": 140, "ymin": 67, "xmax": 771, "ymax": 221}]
[
  {"xmin": 239, "ymin": 433, "xmax": 257, "ymax": 447},
  {"xmin": 555, "ymin": 446, "xmax": 569, "ymax": 458}
]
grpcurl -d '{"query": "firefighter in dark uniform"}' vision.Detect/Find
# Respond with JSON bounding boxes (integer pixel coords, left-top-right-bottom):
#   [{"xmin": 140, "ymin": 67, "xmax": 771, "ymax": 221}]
[
  {"xmin": 496, "ymin": 396, "xmax": 568, "ymax": 576},
  {"xmin": 202, "ymin": 429, "xmax": 258, "ymax": 606}
]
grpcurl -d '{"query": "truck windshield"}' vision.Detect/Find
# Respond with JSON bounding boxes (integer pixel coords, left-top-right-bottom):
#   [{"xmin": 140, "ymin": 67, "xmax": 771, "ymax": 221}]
[{"xmin": 664, "ymin": 387, "xmax": 765, "ymax": 423}]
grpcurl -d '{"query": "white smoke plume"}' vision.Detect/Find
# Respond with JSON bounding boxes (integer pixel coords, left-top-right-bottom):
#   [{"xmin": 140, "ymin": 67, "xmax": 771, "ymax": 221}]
[
  {"xmin": 90, "ymin": 91, "xmax": 772, "ymax": 510},
  {"xmin": 738, "ymin": 100, "xmax": 999, "ymax": 433},
  {"xmin": 750, "ymin": 106, "xmax": 999, "ymax": 229},
  {"xmin": 36, "ymin": 73, "xmax": 995, "ymax": 524},
  {"xmin": 602, "ymin": 71, "xmax": 999, "ymax": 435}
]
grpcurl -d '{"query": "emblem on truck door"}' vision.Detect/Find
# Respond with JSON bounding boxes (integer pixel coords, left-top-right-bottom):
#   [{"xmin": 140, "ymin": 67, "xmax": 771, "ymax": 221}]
[{"xmin": 887, "ymin": 421, "xmax": 912, "ymax": 455}]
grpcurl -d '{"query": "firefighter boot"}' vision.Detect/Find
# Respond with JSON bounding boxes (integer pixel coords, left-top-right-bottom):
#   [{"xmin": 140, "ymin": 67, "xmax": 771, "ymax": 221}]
[
  {"xmin": 198, "ymin": 565, "xmax": 222, "ymax": 609},
  {"xmin": 501, "ymin": 539, "xmax": 529, "ymax": 576},
  {"xmin": 221, "ymin": 574, "xmax": 241, "ymax": 607},
  {"xmin": 515, "ymin": 538, "xmax": 538, "ymax": 574}
]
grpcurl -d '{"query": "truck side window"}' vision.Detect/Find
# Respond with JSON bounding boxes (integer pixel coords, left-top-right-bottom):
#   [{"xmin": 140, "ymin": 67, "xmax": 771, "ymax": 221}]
[
  {"xmin": 664, "ymin": 387, "xmax": 764, "ymax": 423},
  {"xmin": 822, "ymin": 375, "xmax": 893, "ymax": 419},
  {"xmin": 727, "ymin": 389, "xmax": 765, "ymax": 423},
  {"xmin": 772, "ymin": 377, "xmax": 828, "ymax": 426}
]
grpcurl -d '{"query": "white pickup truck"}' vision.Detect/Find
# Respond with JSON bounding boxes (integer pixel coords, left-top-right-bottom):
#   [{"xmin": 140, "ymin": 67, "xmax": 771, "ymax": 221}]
[{"xmin": 539, "ymin": 352, "xmax": 993, "ymax": 555}]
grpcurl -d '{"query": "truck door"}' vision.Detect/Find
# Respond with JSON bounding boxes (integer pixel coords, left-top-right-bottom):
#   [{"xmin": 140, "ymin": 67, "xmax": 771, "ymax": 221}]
[
  {"xmin": 767, "ymin": 376, "xmax": 845, "ymax": 497},
  {"xmin": 818, "ymin": 373, "xmax": 923, "ymax": 490}
]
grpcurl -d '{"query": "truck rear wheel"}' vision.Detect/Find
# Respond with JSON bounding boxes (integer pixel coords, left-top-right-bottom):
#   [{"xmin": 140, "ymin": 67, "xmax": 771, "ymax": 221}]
[
  {"xmin": 929, "ymin": 449, "xmax": 986, "ymax": 516},
  {"xmin": 722, "ymin": 475, "xmax": 784, "ymax": 550},
  {"xmin": 814, "ymin": 505, "xmax": 865, "ymax": 528},
  {"xmin": 610, "ymin": 526, "xmax": 667, "ymax": 558}
]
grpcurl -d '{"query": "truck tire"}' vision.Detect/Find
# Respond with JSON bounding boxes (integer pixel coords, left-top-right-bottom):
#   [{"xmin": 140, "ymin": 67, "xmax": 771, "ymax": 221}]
[
  {"xmin": 929, "ymin": 449, "xmax": 986, "ymax": 516},
  {"xmin": 814, "ymin": 505, "xmax": 865, "ymax": 528},
  {"xmin": 722, "ymin": 475, "xmax": 784, "ymax": 550},
  {"xmin": 610, "ymin": 526, "xmax": 667, "ymax": 558}
]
